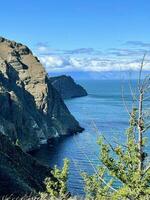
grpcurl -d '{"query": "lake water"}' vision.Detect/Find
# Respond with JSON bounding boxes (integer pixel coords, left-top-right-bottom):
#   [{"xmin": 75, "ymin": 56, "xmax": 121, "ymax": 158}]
[{"xmin": 32, "ymin": 79, "xmax": 142, "ymax": 195}]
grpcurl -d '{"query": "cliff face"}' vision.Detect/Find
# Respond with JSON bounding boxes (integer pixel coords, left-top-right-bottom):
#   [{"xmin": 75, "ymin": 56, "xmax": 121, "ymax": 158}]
[
  {"xmin": 0, "ymin": 37, "xmax": 83, "ymax": 151},
  {"xmin": 49, "ymin": 75, "xmax": 87, "ymax": 99},
  {"xmin": 0, "ymin": 132, "xmax": 53, "ymax": 197}
]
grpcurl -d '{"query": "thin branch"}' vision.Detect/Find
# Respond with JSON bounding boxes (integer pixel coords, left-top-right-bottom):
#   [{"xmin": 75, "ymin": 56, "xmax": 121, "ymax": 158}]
[
  {"xmin": 71, "ymin": 158, "xmax": 85, "ymax": 179},
  {"xmin": 113, "ymin": 140, "xmax": 127, "ymax": 149},
  {"xmin": 73, "ymin": 136, "xmax": 117, "ymax": 192},
  {"xmin": 142, "ymin": 75, "xmax": 150, "ymax": 92},
  {"xmin": 128, "ymin": 78, "xmax": 138, "ymax": 102},
  {"xmin": 142, "ymin": 124, "xmax": 150, "ymax": 133},
  {"xmin": 143, "ymin": 95, "xmax": 150, "ymax": 101},
  {"xmin": 121, "ymin": 83, "xmax": 132, "ymax": 117},
  {"xmin": 91, "ymin": 120, "xmax": 115, "ymax": 152},
  {"xmin": 144, "ymin": 164, "xmax": 150, "ymax": 175},
  {"xmin": 138, "ymin": 53, "xmax": 146, "ymax": 91}
]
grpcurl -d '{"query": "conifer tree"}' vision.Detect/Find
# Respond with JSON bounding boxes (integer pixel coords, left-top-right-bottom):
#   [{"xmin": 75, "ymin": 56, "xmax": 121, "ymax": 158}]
[{"xmin": 83, "ymin": 56, "xmax": 150, "ymax": 200}]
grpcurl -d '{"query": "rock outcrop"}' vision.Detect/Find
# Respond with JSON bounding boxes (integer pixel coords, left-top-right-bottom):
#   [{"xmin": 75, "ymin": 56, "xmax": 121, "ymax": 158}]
[
  {"xmin": 0, "ymin": 37, "xmax": 83, "ymax": 151},
  {"xmin": 49, "ymin": 75, "xmax": 87, "ymax": 99},
  {"xmin": 0, "ymin": 132, "xmax": 53, "ymax": 197}
]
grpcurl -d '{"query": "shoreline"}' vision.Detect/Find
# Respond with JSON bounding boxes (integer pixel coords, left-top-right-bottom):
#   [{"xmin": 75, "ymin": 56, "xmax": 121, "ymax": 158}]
[{"xmin": 28, "ymin": 126, "xmax": 85, "ymax": 154}]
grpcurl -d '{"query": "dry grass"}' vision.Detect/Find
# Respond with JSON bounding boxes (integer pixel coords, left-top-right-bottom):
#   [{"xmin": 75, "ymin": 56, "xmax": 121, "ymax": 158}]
[{"xmin": 1, "ymin": 195, "xmax": 83, "ymax": 200}]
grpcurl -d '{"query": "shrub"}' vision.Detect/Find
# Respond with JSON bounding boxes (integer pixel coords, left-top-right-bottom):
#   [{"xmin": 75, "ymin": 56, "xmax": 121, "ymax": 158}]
[{"xmin": 40, "ymin": 158, "xmax": 70, "ymax": 200}]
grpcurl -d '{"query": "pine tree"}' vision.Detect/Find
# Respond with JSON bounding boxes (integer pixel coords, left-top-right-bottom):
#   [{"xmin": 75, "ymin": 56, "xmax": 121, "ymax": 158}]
[{"xmin": 83, "ymin": 56, "xmax": 150, "ymax": 200}]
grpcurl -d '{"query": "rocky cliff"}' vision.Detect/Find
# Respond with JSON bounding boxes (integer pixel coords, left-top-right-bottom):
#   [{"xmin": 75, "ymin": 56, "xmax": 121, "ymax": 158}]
[
  {"xmin": 0, "ymin": 37, "xmax": 83, "ymax": 151},
  {"xmin": 49, "ymin": 75, "xmax": 87, "ymax": 99},
  {"xmin": 0, "ymin": 132, "xmax": 53, "ymax": 197}
]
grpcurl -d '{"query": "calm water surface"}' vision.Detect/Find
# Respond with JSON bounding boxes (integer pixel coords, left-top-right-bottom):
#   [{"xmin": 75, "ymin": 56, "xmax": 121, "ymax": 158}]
[{"xmin": 32, "ymin": 80, "xmax": 141, "ymax": 195}]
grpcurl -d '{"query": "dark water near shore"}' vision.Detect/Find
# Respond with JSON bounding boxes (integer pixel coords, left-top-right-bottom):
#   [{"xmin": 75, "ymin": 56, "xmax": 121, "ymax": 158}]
[{"xmin": 32, "ymin": 79, "xmax": 145, "ymax": 195}]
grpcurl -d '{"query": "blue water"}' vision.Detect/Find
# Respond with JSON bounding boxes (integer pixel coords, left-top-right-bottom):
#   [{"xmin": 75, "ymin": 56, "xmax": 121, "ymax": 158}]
[{"xmin": 32, "ymin": 80, "xmax": 140, "ymax": 195}]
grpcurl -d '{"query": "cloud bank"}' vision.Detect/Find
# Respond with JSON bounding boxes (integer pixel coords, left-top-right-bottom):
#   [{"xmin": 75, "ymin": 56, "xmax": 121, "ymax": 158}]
[{"xmin": 34, "ymin": 41, "xmax": 150, "ymax": 74}]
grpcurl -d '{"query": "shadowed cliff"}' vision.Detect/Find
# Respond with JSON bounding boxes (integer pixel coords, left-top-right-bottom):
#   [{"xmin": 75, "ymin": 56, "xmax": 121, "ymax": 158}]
[
  {"xmin": 0, "ymin": 37, "xmax": 83, "ymax": 151},
  {"xmin": 49, "ymin": 75, "xmax": 87, "ymax": 99},
  {"xmin": 0, "ymin": 132, "xmax": 55, "ymax": 197}
]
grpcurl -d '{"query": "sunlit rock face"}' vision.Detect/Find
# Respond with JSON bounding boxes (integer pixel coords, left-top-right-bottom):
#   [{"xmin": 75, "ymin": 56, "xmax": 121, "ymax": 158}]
[{"xmin": 0, "ymin": 37, "xmax": 83, "ymax": 151}]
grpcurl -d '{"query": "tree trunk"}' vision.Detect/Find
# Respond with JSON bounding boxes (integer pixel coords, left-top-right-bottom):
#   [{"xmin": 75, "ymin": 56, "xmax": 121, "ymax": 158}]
[{"xmin": 138, "ymin": 91, "xmax": 144, "ymax": 171}]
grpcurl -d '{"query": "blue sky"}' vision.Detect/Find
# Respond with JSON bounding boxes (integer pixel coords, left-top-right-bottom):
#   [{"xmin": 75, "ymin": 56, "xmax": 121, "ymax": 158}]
[{"xmin": 1, "ymin": 0, "xmax": 150, "ymax": 77}]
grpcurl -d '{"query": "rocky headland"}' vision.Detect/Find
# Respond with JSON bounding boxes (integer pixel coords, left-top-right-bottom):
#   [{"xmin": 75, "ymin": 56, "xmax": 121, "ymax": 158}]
[
  {"xmin": 49, "ymin": 75, "xmax": 87, "ymax": 99},
  {"xmin": 0, "ymin": 37, "xmax": 83, "ymax": 152},
  {"xmin": 0, "ymin": 37, "xmax": 84, "ymax": 196}
]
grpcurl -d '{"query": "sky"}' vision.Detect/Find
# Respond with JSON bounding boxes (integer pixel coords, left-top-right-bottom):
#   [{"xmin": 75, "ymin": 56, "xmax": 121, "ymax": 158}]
[{"xmin": 1, "ymin": 0, "xmax": 150, "ymax": 78}]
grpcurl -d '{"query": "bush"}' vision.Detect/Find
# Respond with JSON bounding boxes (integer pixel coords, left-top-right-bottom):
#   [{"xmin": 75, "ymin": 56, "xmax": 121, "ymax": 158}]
[{"xmin": 40, "ymin": 158, "xmax": 70, "ymax": 200}]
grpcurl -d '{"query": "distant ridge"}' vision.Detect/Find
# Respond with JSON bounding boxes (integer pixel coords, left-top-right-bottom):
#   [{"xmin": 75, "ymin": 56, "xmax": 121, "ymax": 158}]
[
  {"xmin": 49, "ymin": 70, "xmax": 150, "ymax": 80},
  {"xmin": 49, "ymin": 75, "xmax": 88, "ymax": 99}
]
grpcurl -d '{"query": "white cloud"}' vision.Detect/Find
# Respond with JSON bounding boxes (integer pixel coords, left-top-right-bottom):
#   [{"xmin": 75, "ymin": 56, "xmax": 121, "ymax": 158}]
[
  {"xmin": 124, "ymin": 41, "xmax": 150, "ymax": 48},
  {"xmin": 39, "ymin": 55, "xmax": 150, "ymax": 73},
  {"xmin": 35, "ymin": 42, "xmax": 150, "ymax": 73},
  {"xmin": 40, "ymin": 56, "xmax": 64, "ymax": 67},
  {"xmin": 37, "ymin": 46, "xmax": 49, "ymax": 53}
]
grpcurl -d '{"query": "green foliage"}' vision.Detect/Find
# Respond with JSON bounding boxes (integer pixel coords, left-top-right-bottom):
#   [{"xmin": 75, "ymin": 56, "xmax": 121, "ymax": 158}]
[
  {"xmin": 82, "ymin": 167, "xmax": 113, "ymax": 200},
  {"xmin": 40, "ymin": 158, "xmax": 70, "ymax": 200},
  {"xmin": 15, "ymin": 138, "xmax": 20, "ymax": 146},
  {"xmin": 82, "ymin": 108, "xmax": 150, "ymax": 200}
]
